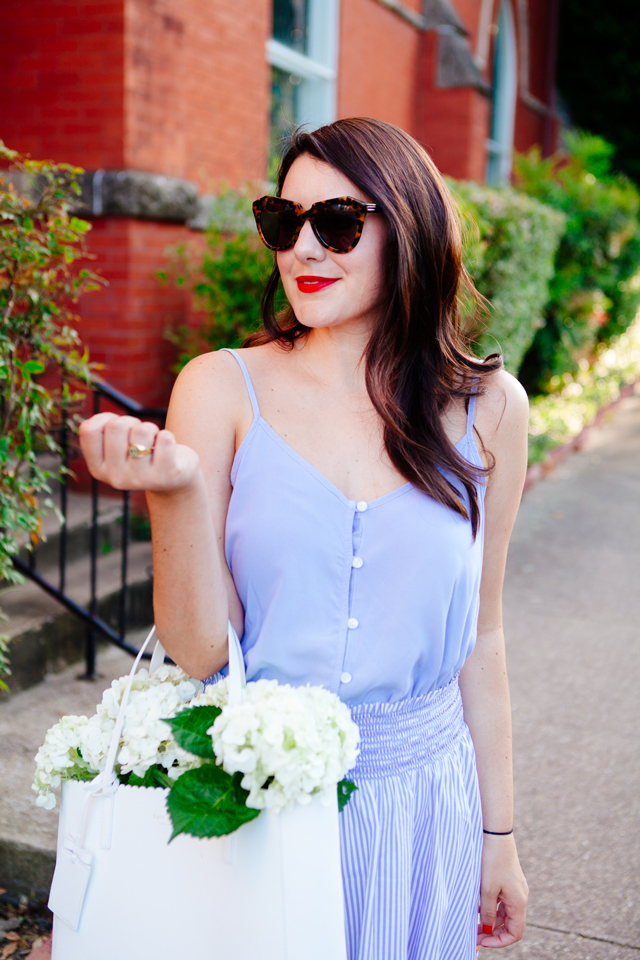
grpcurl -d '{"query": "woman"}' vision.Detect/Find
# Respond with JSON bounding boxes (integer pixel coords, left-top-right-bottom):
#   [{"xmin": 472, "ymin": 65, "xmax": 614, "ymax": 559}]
[{"xmin": 79, "ymin": 117, "xmax": 529, "ymax": 959}]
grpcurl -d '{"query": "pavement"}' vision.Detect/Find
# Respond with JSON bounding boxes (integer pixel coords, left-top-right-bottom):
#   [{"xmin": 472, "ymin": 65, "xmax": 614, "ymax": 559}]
[
  {"xmin": 1, "ymin": 391, "xmax": 639, "ymax": 958},
  {"xmin": 0, "ymin": 639, "xmax": 144, "ymax": 858},
  {"xmin": 501, "ymin": 388, "xmax": 640, "ymax": 959}
]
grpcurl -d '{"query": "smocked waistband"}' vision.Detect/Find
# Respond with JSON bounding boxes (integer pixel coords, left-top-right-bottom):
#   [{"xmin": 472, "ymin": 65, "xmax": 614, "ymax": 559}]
[{"xmin": 348, "ymin": 675, "xmax": 465, "ymax": 780}]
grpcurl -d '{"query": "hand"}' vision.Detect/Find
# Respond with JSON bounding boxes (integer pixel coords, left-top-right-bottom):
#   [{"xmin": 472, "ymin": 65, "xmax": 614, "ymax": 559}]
[
  {"xmin": 78, "ymin": 413, "xmax": 201, "ymax": 493},
  {"xmin": 477, "ymin": 833, "xmax": 528, "ymax": 949}
]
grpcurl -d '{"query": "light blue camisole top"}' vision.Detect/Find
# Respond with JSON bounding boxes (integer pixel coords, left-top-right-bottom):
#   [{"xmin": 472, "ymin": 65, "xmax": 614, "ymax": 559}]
[{"xmin": 222, "ymin": 350, "xmax": 486, "ymax": 706}]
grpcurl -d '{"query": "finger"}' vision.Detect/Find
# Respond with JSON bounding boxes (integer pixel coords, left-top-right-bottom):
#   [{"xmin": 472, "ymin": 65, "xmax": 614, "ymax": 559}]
[
  {"xmin": 103, "ymin": 415, "xmax": 143, "ymax": 468},
  {"xmin": 78, "ymin": 413, "xmax": 119, "ymax": 471},
  {"xmin": 151, "ymin": 429, "xmax": 194, "ymax": 489},
  {"xmin": 128, "ymin": 420, "xmax": 160, "ymax": 456},
  {"xmin": 478, "ymin": 902, "xmax": 526, "ymax": 948},
  {"xmin": 479, "ymin": 885, "xmax": 499, "ymax": 935}
]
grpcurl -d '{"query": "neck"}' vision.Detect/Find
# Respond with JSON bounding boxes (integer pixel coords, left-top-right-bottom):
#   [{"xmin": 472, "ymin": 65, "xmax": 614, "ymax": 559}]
[{"xmin": 297, "ymin": 321, "xmax": 373, "ymax": 392}]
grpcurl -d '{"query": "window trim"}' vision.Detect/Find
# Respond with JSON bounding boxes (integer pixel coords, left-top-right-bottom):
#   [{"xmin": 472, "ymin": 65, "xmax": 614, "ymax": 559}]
[
  {"xmin": 266, "ymin": 38, "xmax": 336, "ymax": 82},
  {"xmin": 486, "ymin": 0, "xmax": 518, "ymax": 185}
]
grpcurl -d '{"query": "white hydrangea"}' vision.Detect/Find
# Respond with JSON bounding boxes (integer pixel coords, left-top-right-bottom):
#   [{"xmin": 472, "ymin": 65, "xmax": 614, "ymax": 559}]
[
  {"xmin": 81, "ymin": 665, "xmax": 199, "ymax": 779},
  {"xmin": 209, "ymin": 680, "xmax": 360, "ymax": 811},
  {"xmin": 189, "ymin": 677, "xmax": 229, "ymax": 709},
  {"xmin": 33, "ymin": 664, "xmax": 201, "ymax": 809},
  {"xmin": 33, "ymin": 715, "xmax": 93, "ymax": 809}
]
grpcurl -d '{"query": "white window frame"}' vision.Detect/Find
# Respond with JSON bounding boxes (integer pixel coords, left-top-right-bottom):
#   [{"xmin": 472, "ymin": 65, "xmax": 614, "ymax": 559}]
[
  {"xmin": 486, "ymin": 0, "xmax": 518, "ymax": 185},
  {"xmin": 267, "ymin": 0, "xmax": 340, "ymax": 132}
]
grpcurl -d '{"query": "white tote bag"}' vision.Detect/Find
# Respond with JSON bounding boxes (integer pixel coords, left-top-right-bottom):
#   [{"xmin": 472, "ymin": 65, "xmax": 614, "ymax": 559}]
[{"xmin": 48, "ymin": 625, "xmax": 347, "ymax": 960}]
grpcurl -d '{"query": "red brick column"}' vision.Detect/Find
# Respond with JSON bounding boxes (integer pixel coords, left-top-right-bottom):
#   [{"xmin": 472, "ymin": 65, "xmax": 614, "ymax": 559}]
[{"xmin": 1, "ymin": 0, "xmax": 271, "ymax": 408}]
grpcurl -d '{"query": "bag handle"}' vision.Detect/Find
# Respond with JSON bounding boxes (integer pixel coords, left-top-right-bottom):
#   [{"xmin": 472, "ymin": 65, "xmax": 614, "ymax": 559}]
[{"xmin": 87, "ymin": 622, "xmax": 245, "ymax": 797}]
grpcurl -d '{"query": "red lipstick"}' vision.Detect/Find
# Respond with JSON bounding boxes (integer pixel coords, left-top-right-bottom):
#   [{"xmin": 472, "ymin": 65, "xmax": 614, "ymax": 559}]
[{"xmin": 295, "ymin": 275, "xmax": 339, "ymax": 292}]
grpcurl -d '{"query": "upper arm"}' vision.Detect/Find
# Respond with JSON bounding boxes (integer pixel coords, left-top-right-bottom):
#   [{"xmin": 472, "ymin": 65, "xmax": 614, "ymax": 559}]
[
  {"xmin": 475, "ymin": 369, "xmax": 529, "ymax": 634},
  {"xmin": 164, "ymin": 350, "xmax": 254, "ymax": 623}
]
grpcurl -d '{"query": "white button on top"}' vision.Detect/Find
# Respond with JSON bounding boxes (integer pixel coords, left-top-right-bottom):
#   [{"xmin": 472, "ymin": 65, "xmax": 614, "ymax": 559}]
[
  {"xmin": 347, "ymin": 617, "xmax": 359, "ymax": 629},
  {"xmin": 356, "ymin": 501, "xmax": 368, "ymax": 512},
  {"xmin": 340, "ymin": 672, "xmax": 352, "ymax": 684},
  {"xmin": 352, "ymin": 556, "xmax": 363, "ymax": 569}
]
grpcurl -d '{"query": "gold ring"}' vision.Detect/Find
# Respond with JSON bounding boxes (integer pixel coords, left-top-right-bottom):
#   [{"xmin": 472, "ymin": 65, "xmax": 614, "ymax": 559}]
[{"xmin": 128, "ymin": 443, "xmax": 153, "ymax": 459}]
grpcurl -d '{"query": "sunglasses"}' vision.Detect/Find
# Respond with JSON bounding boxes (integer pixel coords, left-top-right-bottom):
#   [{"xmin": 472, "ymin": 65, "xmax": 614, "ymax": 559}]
[{"xmin": 252, "ymin": 195, "xmax": 380, "ymax": 254}]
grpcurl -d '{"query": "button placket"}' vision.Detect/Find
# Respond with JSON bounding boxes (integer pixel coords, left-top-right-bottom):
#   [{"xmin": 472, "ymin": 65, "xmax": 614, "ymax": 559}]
[{"xmin": 340, "ymin": 501, "xmax": 366, "ymax": 687}]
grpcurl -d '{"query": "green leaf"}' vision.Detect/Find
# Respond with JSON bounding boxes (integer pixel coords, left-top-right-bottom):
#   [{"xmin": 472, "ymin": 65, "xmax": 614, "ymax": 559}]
[
  {"xmin": 163, "ymin": 705, "xmax": 220, "ymax": 759},
  {"xmin": 126, "ymin": 764, "xmax": 174, "ymax": 789},
  {"xmin": 22, "ymin": 359, "xmax": 46, "ymax": 375},
  {"xmin": 337, "ymin": 779, "xmax": 358, "ymax": 813},
  {"xmin": 167, "ymin": 764, "xmax": 260, "ymax": 839}
]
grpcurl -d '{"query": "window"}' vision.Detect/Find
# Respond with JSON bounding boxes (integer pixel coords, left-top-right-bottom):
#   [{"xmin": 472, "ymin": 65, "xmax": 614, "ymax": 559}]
[
  {"xmin": 486, "ymin": 1, "xmax": 517, "ymax": 185},
  {"xmin": 268, "ymin": 0, "xmax": 339, "ymax": 161}
]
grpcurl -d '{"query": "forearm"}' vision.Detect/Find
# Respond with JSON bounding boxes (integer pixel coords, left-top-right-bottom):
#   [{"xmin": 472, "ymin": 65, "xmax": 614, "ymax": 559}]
[
  {"xmin": 146, "ymin": 471, "xmax": 229, "ymax": 680},
  {"xmin": 459, "ymin": 626, "xmax": 513, "ymax": 832}
]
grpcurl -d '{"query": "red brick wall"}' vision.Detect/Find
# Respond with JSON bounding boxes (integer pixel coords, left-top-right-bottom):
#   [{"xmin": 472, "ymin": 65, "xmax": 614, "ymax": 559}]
[
  {"xmin": 1, "ymin": 0, "xmax": 273, "ymax": 409},
  {"xmin": 80, "ymin": 219, "xmax": 191, "ymax": 405},
  {"xmin": 0, "ymin": 0, "xmax": 125, "ymax": 168},
  {"xmin": 0, "ymin": 0, "xmax": 271, "ymax": 185},
  {"xmin": 337, "ymin": 0, "xmax": 421, "ymax": 137},
  {"xmin": 124, "ymin": 0, "xmax": 271, "ymax": 186},
  {"xmin": 453, "ymin": 0, "xmax": 481, "ymax": 41},
  {"xmin": 415, "ymin": 31, "xmax": 491, "ymax": 181}
]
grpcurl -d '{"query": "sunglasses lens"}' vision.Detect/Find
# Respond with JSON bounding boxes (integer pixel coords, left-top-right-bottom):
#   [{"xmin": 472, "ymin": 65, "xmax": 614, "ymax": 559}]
[
  {"xmin": 314, "ymin": 204, "xmax": 360, "ymax": 251},
  {"xmin": 260, "ymin": 200, "xmax": 299, "ymax": 249}
]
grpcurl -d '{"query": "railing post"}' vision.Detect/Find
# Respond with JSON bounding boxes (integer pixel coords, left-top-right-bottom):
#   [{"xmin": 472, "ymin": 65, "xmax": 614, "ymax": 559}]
[
  {"xmin": 59, "ymin": 373, "xmax": 69, "ymax": 594},
  {"xmin": 13, "ymin": 374, "xmax": 167, "ymax": 671},
  {"xmin": 119, "ymin": 489, "xmax": 130, "ymax": 641},
  {"xmin": 81, "ymin": 389, "xmax": 100, "ymax": 680}
]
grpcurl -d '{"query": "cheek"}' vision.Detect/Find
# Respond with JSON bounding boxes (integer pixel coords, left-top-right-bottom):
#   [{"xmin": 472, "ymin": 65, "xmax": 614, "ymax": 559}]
[
  {"xmin": 276, "ymin": 250, "xmax": 291, "ymax": 275},
  {"xmin": 276, "ymin": 251, "xmax": 297, "ymax": 293},
  {"xmin": 355, "ymin": 220, "xmax": 386, "ymax": 288},
  {"xmin": 352, "ymin": 244, "xmax": 386, "ymax": 303}
]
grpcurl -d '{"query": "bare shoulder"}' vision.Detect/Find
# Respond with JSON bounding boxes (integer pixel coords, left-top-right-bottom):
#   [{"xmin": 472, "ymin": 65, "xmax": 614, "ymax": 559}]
[
  {"xmin": 475, "ymin": 367, "xmax": 529, "ymax": 446},
  {"xmin": 165, "ymin": 349, "xmax": 253, "ymax": 452},
  {"xmin": 170, "ymin": 348, "xmax": 246, "ymax": 407}
]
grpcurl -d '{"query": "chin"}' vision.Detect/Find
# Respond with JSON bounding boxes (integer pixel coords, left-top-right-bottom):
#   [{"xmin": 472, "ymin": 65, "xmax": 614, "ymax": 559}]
[{"xmin": 292, "ymin": 305, "xmax": 342, "ymax": 329}]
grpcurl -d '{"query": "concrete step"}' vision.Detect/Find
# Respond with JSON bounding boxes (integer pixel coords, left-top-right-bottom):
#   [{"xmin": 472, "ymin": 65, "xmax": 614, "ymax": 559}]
[
  {"xmin": 18, "ymin": 483, "xmax": 149, "ymax": 574},
  {"xmin": 0, "ymin": 539, "xmax": 153, "ymax": 699},
  {"xmin": 0, "ymin": 631, "xmax": 152, "ymax": 899}
]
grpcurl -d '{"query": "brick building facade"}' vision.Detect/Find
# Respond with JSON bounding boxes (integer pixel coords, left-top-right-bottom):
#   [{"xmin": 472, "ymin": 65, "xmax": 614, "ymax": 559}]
[{"xmin": 1, "ymin": 0, "xmax": 559, "ymax": 405}]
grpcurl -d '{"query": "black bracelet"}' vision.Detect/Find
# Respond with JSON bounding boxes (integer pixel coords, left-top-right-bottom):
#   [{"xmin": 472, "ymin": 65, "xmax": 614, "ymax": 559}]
[{"xmin": 483, "ymin": 828, "xmax": 514, "ymax": 836}]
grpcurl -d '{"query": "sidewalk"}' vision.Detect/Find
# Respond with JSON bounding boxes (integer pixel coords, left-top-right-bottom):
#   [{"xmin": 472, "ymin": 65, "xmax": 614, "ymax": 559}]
[
  {"xmin": 501, "ymin": 390, "xmax": 640, "ymax": 959},
  {"xmin": 1, "ymin": 394, "xmax": 639, "ymax": 957}
]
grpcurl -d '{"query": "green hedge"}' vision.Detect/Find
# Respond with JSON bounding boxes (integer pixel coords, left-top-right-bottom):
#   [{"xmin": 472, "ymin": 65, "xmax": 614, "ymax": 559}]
[
  {"xmin": 514, "ymin": 131, "xmax": 640, "ymax": 393},
  {"xmin": 450, "ymin": 179, "xmax": 565, "ymax": 373},
  {"xmin": 159, "ymin": 186, "xmax": 278, "ymax": 370}
]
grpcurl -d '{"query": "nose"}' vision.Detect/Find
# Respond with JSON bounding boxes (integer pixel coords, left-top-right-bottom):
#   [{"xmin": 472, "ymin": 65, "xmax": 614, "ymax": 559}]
[{"xmin": 293, "ymin": 219, "xmax": 326, "ymax": 261}]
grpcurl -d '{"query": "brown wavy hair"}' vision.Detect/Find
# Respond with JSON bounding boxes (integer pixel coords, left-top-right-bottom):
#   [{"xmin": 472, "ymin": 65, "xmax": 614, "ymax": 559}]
[{"xmin": 245, "ymin": 117, "xmax": 502, "ymax": 536}]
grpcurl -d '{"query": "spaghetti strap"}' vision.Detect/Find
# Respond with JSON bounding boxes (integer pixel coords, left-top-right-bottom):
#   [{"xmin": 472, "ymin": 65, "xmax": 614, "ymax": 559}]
[
  {"xmin": 466, "ymin": 383, "xmax": 478, "ymax": 438},
  {"xmin": 221, "ymin": 348, "xmax": 260, "ymax": 420}
]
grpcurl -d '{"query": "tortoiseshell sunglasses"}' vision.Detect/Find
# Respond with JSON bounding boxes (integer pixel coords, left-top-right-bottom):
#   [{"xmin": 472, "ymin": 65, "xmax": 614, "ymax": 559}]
[{"xmin": 252, "ymin": 195, "xmax": 380, "ymax": 254}]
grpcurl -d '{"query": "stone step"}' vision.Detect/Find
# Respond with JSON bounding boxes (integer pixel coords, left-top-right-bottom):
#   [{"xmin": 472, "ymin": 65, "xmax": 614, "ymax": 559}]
[
  {"xmin": 0, "ymin": 539, "xmax": 153, "ymax": 699},
  {"xmin": 18, "ymin": 484, "xmax": 149, "ymax": 574}
]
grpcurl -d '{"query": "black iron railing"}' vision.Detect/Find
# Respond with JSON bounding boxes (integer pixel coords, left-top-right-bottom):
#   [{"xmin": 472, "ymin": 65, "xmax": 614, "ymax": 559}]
[{"xmin": 11, "ymin": 378, "xmax": 167, "ymax": 677}]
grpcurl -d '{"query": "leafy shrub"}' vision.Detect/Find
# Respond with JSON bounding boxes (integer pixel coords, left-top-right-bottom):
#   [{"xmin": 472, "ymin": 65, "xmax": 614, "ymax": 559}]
[
  {"xmin": 528, "ymin": 310, "xmax": 640, "ymax": 463},
  {"xmin": 514, "ymin": 130, "xmax": 640, "ymax": 392},
  {"xmin": 450, "ymin": 180, "xmax": 565, "ymax": 373},
  {"xmin": 161, "ymin": 186, "xmax": 284, "ymax": 370},
  {"xmin": 0, "ymin": 142, "xmax": 100, "ymax": 686}
]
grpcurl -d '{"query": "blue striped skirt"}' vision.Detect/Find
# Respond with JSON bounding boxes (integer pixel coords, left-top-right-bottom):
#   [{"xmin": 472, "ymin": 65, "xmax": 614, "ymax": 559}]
[{"xmin": 341, "ymin": 675, "xmax": 482, "ymax": 960}]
